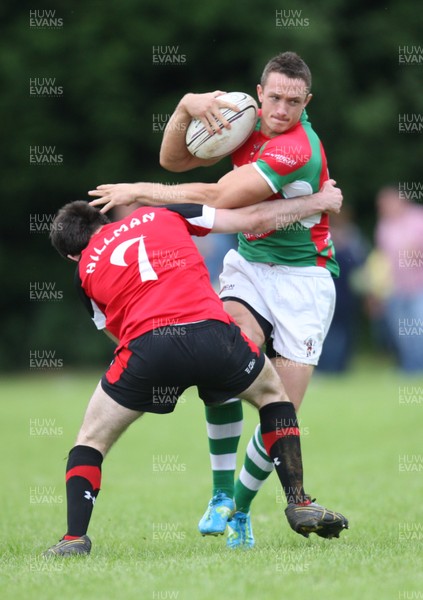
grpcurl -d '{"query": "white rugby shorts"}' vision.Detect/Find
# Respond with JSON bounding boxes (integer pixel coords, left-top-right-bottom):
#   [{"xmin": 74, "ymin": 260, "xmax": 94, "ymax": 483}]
[{"xmin": 219, "ymin": 249, "xmax": 336, "ymax": 366}]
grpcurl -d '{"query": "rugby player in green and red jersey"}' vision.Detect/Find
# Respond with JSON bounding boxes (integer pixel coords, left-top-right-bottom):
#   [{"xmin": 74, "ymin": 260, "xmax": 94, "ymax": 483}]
[{"xmin": 88, "ymin": 52, "xmax": 344, "ymax": 549}]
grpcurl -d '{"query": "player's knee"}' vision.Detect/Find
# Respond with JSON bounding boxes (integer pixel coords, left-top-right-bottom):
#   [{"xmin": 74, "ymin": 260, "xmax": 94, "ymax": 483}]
[
  {"xmin": 241, "ymin": 361, "xmax": 289, "ymax": 409},
  {"xmin": 75, "ymin": 431, "xmax": 107, "ymax": 456}
]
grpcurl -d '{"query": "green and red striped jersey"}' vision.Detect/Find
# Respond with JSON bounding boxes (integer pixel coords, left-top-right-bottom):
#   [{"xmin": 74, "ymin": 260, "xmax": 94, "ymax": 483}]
[{"xmin": 231, "ymin": 110, "xmax": 339, "ymax": 276}]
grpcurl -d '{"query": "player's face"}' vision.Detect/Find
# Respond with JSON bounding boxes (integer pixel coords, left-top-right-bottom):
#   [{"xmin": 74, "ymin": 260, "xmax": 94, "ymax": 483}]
[{"xmin": 257, "ymin": 72, "xmax": 312, "ymax": 138}]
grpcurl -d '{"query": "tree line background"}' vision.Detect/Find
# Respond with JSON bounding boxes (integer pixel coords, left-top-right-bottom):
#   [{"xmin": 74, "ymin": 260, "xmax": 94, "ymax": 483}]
[{"xmin": 1, "ymin": 0, "xmax": 421, "ymax": 371}]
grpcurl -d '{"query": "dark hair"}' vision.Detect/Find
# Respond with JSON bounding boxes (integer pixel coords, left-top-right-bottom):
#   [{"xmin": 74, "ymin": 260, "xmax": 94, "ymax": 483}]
[
  {"xmin": 260, "ymin": 51, "xmax": 312, "ymax": 93},
  {"xmin": 50, "ymin": 200, "xmax": 110, "ymax": 259}
]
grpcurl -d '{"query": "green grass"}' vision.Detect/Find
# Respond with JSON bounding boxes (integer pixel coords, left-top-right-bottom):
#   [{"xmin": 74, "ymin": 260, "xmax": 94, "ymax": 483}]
[{"xmin": 0, "ymin": 357, "xmax": 422, "ymax": 600}]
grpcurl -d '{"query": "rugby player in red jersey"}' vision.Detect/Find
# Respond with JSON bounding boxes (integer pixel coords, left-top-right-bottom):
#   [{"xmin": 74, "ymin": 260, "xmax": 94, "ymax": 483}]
[
  {"xmin": 88, "ymin": 52, "xmax": 346, "ymax": 548},
  {"xmin": 43, "ymin": 195, "xmax": 347, "ymax": 556}
]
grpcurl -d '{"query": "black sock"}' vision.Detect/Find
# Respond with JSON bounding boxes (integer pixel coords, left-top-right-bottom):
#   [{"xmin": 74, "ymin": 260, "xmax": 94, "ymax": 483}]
[
  {"xmin": 259, "ymin": 402, "xmax": 307, "ymax": 505},
  {"xmin": 64, "ymin": 445, "xmax": 103, "ymax": 538}
]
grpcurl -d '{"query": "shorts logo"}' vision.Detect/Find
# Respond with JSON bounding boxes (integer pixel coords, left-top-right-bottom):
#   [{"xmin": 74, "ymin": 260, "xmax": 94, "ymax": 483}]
[
  {"xmin": 304, "ymin": 337, "xmax": 317, "ymax": 358},
  {"xmin": 220, "ymin": 284, "xmax": 235, "ymax": 293},
  {"xmin": 245, "ymin": 358, "xmax": 256, "ymax": 374}
]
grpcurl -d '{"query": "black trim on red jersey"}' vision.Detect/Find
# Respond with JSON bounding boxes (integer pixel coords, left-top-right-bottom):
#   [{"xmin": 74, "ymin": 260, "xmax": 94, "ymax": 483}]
[
  {"xmin": 162, "ymin": 204, "xmax": 205, "ymax": 219},
  {"xmin": 161, "ymin": 203, "xmax": 214, "ymax": 236}
]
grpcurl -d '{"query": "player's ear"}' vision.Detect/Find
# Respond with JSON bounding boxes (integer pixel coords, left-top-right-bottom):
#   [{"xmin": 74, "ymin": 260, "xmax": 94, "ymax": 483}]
[
  {"xmin": 304, "ymin": 93, "xmax": 312, "ymax": 108},
  {"xmin": 67, "ymin": 254, "xmax": 80, "ymax": 262},
  {"xmin": 257, "ymin": 84, "xmax": 264, "ymax": 103}
]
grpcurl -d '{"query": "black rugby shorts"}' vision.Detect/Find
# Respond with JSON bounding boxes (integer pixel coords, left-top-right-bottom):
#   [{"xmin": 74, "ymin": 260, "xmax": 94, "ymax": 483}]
[{"xmin": 101, "ymin": 320, "xmax": 265, "ymax": 414}]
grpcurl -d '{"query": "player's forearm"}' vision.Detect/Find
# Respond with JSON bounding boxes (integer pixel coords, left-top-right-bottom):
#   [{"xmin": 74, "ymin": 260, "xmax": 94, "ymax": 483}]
[
  {"xmin": 88, "ymin": 180, "xmax": 221, "ymax": 213},
  {"xmin": 131, "ymin": 181, "xmax": 220, "ymax": 206},
  {"xmin": 213, "ymin": 193, "xmax": 329, "ymax": 234},
  {"xmin": 251, "ymin": 194, "xmax": 326, "ymax": 233},
  {"xmin": 136, "ymin": 178, "xmax": 266, "ymax": 208},
  {"xmin": 232, "ymin": 194, "xmax": 327, "ymax": 234},
  {"xmin": 159, "ymin": 98, "xmax": 193, "ymax": 172}
]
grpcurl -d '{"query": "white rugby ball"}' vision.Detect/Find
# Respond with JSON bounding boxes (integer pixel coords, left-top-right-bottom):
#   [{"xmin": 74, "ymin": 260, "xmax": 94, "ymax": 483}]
[{"xmin": 186, "ymin": 92, "xmax": 258, "ymax": 159}]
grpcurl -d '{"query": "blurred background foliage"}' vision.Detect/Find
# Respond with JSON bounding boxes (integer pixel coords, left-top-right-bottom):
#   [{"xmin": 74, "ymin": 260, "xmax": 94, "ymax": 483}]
[{"xmin": 0, "ymin": 0, "xmax": 421, "ymax": 370}]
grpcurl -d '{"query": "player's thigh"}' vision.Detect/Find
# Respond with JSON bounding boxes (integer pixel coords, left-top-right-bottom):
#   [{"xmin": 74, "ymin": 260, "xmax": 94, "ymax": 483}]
[
  {"xmin": 76, "ymin": 381, "xmax": 143, "ymax": 456},
  {"xmin": 238, "ymin": 356, "xmax": 289, "ymax": 409},
  {"xmin": 223, "ymin": 300, "xmax": 266, "ymax": 347},
  {"xmin": 271, "ymin": 356, "xmax": 314, "ymax": 412}
]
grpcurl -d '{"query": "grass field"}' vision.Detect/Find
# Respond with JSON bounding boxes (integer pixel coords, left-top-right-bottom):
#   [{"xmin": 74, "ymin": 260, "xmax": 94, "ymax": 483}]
[{"xmin": 0, "ymin": 356, "xmax": 422, "ymax": 600}]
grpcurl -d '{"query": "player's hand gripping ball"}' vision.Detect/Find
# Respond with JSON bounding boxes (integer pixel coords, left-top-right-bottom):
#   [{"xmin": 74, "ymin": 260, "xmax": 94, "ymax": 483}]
[{"xmin": 186, "ymin": 92, "xmax": 258, "ymax": 159}]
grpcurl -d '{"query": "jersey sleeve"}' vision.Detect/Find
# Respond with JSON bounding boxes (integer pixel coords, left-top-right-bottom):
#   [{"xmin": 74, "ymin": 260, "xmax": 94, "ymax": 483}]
[
  {"xmin": 163, "ymin": 204, "xmax": 215, "ymax": 236},
  {"xmin": 253, "ymin": 146, "xmax": 307, "ymax": 193},
  {"xmin": 74, "ymin": 267, "xmax": 106, "ymax": 330}
]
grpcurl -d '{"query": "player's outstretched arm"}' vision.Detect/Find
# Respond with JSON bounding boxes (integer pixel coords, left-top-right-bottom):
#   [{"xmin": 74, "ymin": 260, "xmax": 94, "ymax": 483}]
[
  {"xmin": 88, "ymin": 164, "xmax": 271, "ymax": 212},
  {"xmin": 90, "ymin": 159, "xmax": 287, "ymax": 212},
  {"xmin": 212, "ymin": 179, "xmax": 343, "ymax": 234},
  {"xmin": 159, "ymin": 91, "xmax": 239, "ymax": 173},
  {"xmin": 89, "ymin": 164, "xmax": 340, "ymax": 214}
]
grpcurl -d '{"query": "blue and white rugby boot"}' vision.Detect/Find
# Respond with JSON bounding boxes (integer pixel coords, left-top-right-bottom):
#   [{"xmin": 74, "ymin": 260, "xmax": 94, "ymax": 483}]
[
  {"xmin": 198, "ymin": 491, "xmax": 235, "ymax": 536},
  {"xmin": 226, "ymin": 511, "xmax": 255, "ymax": 549}
]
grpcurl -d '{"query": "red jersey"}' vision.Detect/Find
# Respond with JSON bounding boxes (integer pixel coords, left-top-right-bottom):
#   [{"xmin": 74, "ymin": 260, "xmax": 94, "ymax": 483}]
[{"xmin": 76, "ymin": 204, "xmax": 231, "ymax": 350}]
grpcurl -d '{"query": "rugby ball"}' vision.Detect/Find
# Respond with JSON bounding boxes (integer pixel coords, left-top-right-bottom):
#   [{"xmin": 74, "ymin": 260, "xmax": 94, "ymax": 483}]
[{"xmin": 186, "ymin": 92, "xmax": 258, "ymax": 159}]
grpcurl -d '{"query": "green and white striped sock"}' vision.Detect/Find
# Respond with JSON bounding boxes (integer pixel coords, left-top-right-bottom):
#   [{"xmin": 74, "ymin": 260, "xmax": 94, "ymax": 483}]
[
  {"xmin": 234, "ymin": 424, "xmax": 274, "ymax": 513},
  {"xmin": 205, "ymin": 399, "xmax": 243, "ymax": 497}
]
